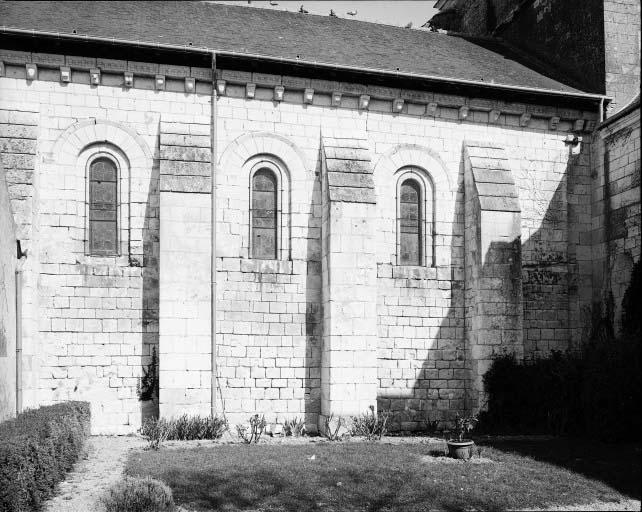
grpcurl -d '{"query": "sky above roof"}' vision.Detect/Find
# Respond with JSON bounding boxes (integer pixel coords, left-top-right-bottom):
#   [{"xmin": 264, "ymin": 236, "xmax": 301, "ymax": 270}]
[{"xmin": 212, "ymin": 1, "xmax": 439, "ymax": 28}]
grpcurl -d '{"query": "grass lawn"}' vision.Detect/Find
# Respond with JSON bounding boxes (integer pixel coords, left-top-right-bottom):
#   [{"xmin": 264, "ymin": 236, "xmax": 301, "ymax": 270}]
[{"xmin": 126, "ymin": 439, "xmax": 640, "ymax": 511}]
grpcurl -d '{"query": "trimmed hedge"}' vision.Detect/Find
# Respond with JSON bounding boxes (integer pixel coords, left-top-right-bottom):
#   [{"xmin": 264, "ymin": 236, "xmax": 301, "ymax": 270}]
[
  {"xmin": 0, "ymin": 401, "xmax": 90, "ymax": 511},
  {"xmin": 478, "ymin": 335, "xmax": 641, "ymax": 440}
]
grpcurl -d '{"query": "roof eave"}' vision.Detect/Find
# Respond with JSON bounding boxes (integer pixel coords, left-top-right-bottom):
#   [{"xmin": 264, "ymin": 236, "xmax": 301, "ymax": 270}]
[{"xmin": 0, "ymin": 25, "xmax": 609, "ymax": 105}]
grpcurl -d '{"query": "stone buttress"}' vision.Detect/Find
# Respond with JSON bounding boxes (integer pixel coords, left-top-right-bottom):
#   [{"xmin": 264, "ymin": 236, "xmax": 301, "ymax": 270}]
[
  {"xmin": 463, "ymin": 141, "xmax": 524, "ymax": 411},
  {"xmin": 319, "ymin": 134, "xmax": 378, "ymax": 430}
]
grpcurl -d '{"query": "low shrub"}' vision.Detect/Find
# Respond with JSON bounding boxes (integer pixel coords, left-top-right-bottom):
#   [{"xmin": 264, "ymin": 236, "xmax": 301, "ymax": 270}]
[
  {"xmin": 236, "ymin": 414, "xmax": 266, "ymax": 443},
  {"xmin": 137, "ymin": 346, "xmax": 159, "ymax": 402},
  {"xmin": 101, "ymin": 476, "xmax": 174, "ymax": 512},
  {"xmin": 0, "ymin": 401, "xmax": 90, "ymax": 512},
  {"xmin": 479, "ymin": 334, "xmax": 641, "ymax": 440},
  {"xmin": 422, "ymin": 417, "xmax": 441, "ymax": 436},
  {"xmin": 449, "ymin": 414, "xmax": 477, "ymax": 442},
  {"xmin": 350, "ymin": 406, "xmax": 391, "ymax": 441},
  {"xmin": 140, "ymin": 415, "xmax": 227, "ymax": 449},
  {"xmin": 322, "ymin": 414, "xmax": 345, "ymax": 441},
  {"xmin": 282, "ymin": 417, "xmax": 306, "ymax": 437}
]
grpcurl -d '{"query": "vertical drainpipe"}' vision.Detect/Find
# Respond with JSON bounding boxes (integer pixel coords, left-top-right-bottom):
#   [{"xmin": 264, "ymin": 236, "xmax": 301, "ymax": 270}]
[
  {"xmin": 210, "ymin": 52, "xmax": 218, "ymax": 417},
  {"xmin": 15, "ymin": 250, "xmax": 26, "ymax": 415},
  {"xmin": 599, "ymin": 97, "xmax": 605, "ymax": 123}
]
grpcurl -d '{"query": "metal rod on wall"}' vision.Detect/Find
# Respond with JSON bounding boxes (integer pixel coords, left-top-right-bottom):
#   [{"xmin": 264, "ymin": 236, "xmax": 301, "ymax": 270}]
[
  {"xmin": 210, "ymin": 52, "xmax": 218, "ymax": 418},
  {"xmin": 15, "ymin": 245, "xmax": 25, "ymax": 415}
]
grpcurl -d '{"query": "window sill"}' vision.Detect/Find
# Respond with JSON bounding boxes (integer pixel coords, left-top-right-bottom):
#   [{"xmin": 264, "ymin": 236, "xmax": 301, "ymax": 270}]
[
  {"xmin": 241, "ymin": 258, "xmax": 293, "ymax": 274},
  {"xmin": 79, "ymin": 254, "xmax": 129, "ymax": 265}
]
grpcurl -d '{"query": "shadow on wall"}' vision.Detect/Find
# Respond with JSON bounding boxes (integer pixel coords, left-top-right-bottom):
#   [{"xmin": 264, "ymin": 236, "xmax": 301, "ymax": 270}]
[
  {"xmin": 303, "ymin": 152, "xmax": 323, "ymax": 431},
  {"xmin": 378, "ymin": 146, "xmax": 582, "ymax": 431},
  {"xmin": 377, "ymin": 167, "xmax": 467, "ymax": 431},
  {"xmin": 139, "ymin": 133, "xmax": 161, "ymax": 423}
]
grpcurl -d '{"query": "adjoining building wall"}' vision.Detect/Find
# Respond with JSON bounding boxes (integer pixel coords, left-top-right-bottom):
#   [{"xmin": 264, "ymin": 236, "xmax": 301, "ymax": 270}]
[
  {"xmin": 593, "ymin": 103, "xmax": 641, "ymax": 335},
  {"xmin": 604, "ymin": 1, "xmax": 641, "ymax": 112},
  {"xmin": 0, "ymin": 52, "xmax": 600, "ymax": 433},
  {"xmin": 434, "ymin": 0, "xmax": 641, "ymax": 113},
  {"xmin": 0, "ymin": 160, "xmax": 18, "ymax": 422}
]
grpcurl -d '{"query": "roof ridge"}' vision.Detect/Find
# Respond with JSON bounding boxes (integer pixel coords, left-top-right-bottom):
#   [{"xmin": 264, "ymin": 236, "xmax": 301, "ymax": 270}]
[{"xmin": 207, "ymin": 1, "xmax": 438, "ymax": 34}]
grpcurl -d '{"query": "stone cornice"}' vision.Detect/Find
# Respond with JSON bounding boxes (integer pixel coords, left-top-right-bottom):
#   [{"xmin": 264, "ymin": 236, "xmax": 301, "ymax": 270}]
[{"xmin": 0, "ymin": 49, "xmax": 598, "ymax": 133}]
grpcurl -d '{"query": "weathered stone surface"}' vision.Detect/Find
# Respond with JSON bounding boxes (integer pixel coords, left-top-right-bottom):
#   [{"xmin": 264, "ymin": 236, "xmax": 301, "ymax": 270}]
[
  {"xmin": 160, "ymin": 133, "xmax": 211, "ymax": 148},
  {"xmin": 476, "ymin": 183, "xmax": 518, "ymax": 198},
  {"xmin": 472, "ymin": 168, "xmax": 515, "ymax": 184},
  {"xmin": 159, "ymin": 64, "xmax": 190, "ymax": 77},
  {"xmin": 324, "ymin": 147, "xmax": 369, "ymax": 161},
  {"xmin": 65, "ymin": 55, "xmax": 97, "ymax": 69},
  {"xmin": 325, "ymin": 159, "xmax": 372, "ymax": 174},
  {"xmin": 96, "ymin": 58, "xmax": 127, "ymax": 71},
  {"xmin": 327, "ymin": 172, "xmax": 374, "ymax": 189},
  {"xmin": 160, "ymin": 160, "xmax": 210, "ymax": 177},
  {"xmin": 160, "ymin": 175, "xmax": 211, "ymax": 193},
  {"xmin": 160, "ymin": 146, "xmax": 211, "ymax": 162},
  {"xmin": 328, "ymin": 186, "xmax": 376, "ymax": 204}
]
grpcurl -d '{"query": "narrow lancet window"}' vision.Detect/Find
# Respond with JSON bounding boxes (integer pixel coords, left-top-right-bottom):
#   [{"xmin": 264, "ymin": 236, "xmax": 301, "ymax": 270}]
[
  {"xmin": 88, "ymin": 157, "xmax": 118, "ymax": 256},
  {"xmin": 251, "ymin": 168, "xmax": 278, "ymax": 259},
  {"xmin": 399, "ymin": 178, "xmax": 421, "ymax": 265}
]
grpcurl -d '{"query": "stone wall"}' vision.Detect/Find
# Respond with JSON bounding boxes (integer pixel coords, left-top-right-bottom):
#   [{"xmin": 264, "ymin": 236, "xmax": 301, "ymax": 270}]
[
  {"xmin": 436, "ymin": 0, "xmax": 641, "ymax": 111},
  {"xmin": 0, "ymin": 104, "xmax": 40, "ymax": 411},
  {"xmin": 604, "ymin": 0, "xmax": 641, "ymax": 112},
  {"xmin": 593, "ymin": 105, "xmax": 641, "ymax": 335},
  {"xmin": 0, "ymin": 65, "xmax": 211, "ymax": 433},
  {"xmin": 213, "ymin": 79, "xmax": 595, "ymax": 430},
  {"xmin": 463, "ymin": 142, "xmax": 523, "ymax": 411},
  {"xmin": 0, "ymin": 50, "xmax": 600, "ymax": 432},
  {"xmin": 0, "ymin": 161, "xmax": 17, "ymax": 422}
]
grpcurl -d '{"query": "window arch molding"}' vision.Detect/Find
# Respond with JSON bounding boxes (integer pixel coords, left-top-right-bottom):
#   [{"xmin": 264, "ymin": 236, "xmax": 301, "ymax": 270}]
[
  {"xmin": 373, "ymin": 144, "xmax": 455, "ymax": 267},
  {"xmin": 218, "ymin": 132, "xmax": 306, "ymax": 260},
  {"xmin": 79, "ymin": 143, "xmax": 131, "ymax": 258},
  {"xmin": 246, "ymin": 155, "xmax": 291, "ymax": 260},
  {"xmin": 49, "ymin": 119, "xmax": 152, "ymax": 264},
  {"xmin": 395, "ymin": 166, "xmax": 435, "ymax": 267}
]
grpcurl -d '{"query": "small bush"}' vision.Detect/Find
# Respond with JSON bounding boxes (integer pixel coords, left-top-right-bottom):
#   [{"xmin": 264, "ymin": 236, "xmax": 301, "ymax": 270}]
[
  {"xmin": 479, "ymin": 335, "xmax": 641, "ymax": 440},
  {"xmin": 449, "ymin": 414, "xmax": 477, "ymax": 442},
  {"xmin": 322, "ymin": 414, "xmax": 346, "ymax": 441},
  {"xmin": 350, "ymin": 406, "xmax": 391, "ymax": 441},
  {"xmin": 137, "ymin": 347, "xmax": 159, "ymax": 402},
  {"xmin": 621, "ymin": 259, "xmax": 641, "ymax": 335},
  {"xmin": 101, "ymin": 476, "xmax": 174, "ymax": 512},
  {"xmin": 140, "ymin": 415, "xmax": 227, "ymax": 449},
  {"xmin": 282, "ymin": 417, "xmax": 306, "ymax": 437},
  {"xmin": 236, "ymin": 414, "xmax": 266, "ymax": 443},
  {"xmin": 0, "ymin": 401, "xmax": 90, "ymax": 512}
]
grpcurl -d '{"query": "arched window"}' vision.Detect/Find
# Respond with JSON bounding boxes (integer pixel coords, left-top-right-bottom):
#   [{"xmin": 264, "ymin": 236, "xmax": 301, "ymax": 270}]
[
  {"xmin": 396, "ymin": 168, "xmax": 434, "ymax": 267},
  {"xmin": 251, "ymin": 168, "xmax": 278, "ymax": 259},
  {"xmin": 399, "ymin": 178, "xmax": 422, "ymax": 266},
  {"xmin": 88, "ymin": 157, "xmax": 118, "ymax": 256}
]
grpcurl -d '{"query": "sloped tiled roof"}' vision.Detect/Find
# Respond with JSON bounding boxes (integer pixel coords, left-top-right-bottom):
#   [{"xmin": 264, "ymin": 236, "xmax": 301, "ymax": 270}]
[{"xmin": 0, "ymin": 1, "xmax": 591, "ymax": 96}]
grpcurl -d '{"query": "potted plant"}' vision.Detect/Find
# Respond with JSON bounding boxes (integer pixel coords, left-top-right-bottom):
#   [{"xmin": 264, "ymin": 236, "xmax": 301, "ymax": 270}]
[{"xmin": 446, "ymin": 414, "xmax": 477, "ymax": 460}]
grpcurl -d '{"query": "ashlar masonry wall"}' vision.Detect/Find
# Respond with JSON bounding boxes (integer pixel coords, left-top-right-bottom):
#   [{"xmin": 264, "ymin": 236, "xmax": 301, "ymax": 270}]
[
  {"xmin": 214, "ymin": 75, "xmax": 598, "ymax": 430},
  {"xmin": 0, "ymin": 50, "xmax": 602, "ymax": 433},
  {"xmin": 0, "ymin": 64, "xmax": 211, "ymax": 433},
  {"xmin": 593, "ymin": 106, "xmax": 641, "ymax": 335}
]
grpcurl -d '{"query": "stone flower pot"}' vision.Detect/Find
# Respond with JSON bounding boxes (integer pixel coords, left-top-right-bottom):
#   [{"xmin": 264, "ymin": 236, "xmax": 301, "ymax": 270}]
[{"xmin": 446, "ymin": 439, "xmax": 475, "ymax": 460}]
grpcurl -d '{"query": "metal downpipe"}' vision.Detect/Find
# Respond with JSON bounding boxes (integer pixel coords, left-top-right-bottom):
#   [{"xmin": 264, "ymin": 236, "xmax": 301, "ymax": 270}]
[{"xmin": 210, "ymin": 52, "xmax": 218, "ymax": 418}]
